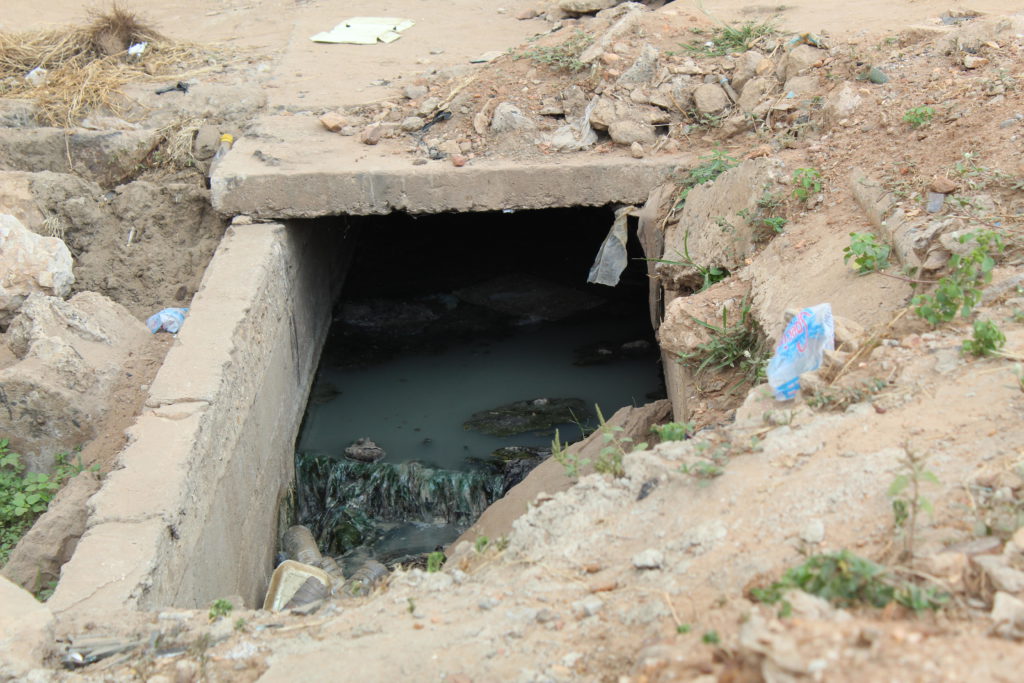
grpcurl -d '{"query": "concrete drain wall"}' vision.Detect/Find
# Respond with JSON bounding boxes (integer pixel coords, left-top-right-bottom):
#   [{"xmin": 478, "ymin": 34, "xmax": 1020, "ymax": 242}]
[{"xmin": 48, "ymin": 220, "xmax": 351, "ymax": 614}]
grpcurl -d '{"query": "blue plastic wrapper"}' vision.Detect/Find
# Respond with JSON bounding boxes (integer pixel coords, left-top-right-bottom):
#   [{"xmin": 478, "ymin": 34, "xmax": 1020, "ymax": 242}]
[
  {"xmin": 146, "ymin": 307, "xmax": 189, "ymax": 334},
  {"xmin": 766, "ymin": 303, "xmax": 835, "ymax": 400}
]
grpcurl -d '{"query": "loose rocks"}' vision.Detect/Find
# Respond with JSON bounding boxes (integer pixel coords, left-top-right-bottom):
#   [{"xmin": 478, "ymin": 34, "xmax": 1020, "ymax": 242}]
[
  {"xmin": 0, "ymin": 213, "xmax": 73, "ymax": 327},
  {"xmin": 608, "ymin": 120, "xmax": 657, "ymax": 146},
  {"xmin": 693, "ymin": 83, "xmax": 729, "ymax": 115}
]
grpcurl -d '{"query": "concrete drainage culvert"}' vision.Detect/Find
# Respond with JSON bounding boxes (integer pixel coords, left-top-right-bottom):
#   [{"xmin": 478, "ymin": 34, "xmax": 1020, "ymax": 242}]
[{"xmin": 285, "ymin": 206, "xmax": 665, "ymax": 594}]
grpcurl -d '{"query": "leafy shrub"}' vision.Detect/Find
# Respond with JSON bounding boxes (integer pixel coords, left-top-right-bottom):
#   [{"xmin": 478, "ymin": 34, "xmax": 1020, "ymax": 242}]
[
  {"xmin": 913, "ymin": 230, "xmax": 1004, "ymax": 325},
  {"xmin": 843, "ymin": 232, "xmax": 890, "ymax": 273}
]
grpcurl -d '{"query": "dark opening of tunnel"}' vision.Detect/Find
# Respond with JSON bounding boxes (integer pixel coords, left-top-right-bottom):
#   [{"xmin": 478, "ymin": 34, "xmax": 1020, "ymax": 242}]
[{"xmin": 291, "ymin": 205, "xmax": 664, "ymax": 571}]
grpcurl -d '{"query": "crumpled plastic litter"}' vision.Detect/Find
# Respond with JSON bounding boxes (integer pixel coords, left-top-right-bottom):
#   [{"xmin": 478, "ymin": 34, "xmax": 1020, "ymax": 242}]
[
  {"xmin": 766, "ymin": 303, "xmax": 835, "ymax": 400},
  {"xmin": 587, "ymin": 206, "xmax": 634, "ymax": 287},
  {"xmin": 146, "ymin": 307, "xmax": 188, "ymax": 334}
]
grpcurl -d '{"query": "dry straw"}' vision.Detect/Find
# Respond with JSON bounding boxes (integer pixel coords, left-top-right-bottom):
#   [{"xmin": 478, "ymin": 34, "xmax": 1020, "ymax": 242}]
[{"xmin": 0, "ymin": 4, "xmax": 228, "ymax": 127}]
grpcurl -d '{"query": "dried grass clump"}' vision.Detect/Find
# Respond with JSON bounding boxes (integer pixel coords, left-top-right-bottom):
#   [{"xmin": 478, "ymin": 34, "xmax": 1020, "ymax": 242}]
[{"xmin": 0, "ymin": 4, "xmax": 228, "ymax": 127}]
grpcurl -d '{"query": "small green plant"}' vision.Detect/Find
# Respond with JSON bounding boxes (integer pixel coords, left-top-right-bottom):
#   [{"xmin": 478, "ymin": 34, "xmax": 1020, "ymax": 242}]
[
  {"xmin": 750, "ymin": 550, "xmax": 948, "ymax": 614},
  {"xmin": 644, "ymin": 230, "xmax": 729, "ymax": 293},
  {"xmin": 902, "ymin": 106, "xmax": 935, "ymax": 128},
  {"xmin": 208, "ymin": 599, "xmax": 233, "ymax": 622},
  {"xmin": 761, "ymin": 216, "xmax": 788, "ymax": 234},
  {"xmin": 791, "ymin": 167, "xmax": 822, "ymax": 202},
  {"xmin": 234, "ymin": 617, "xmax": 247, "ymax": 632},
  {"xmin": 651, "ymin": 422, "xmax": 695, "ymax": 441},
  {"xmin": 1, "ymin": 441, "xmax": 87, "ymax": 565},
  {"xmin": 551, "ymin": 429, "xmax": 588, "ymax": 480},
  {"xmin": 681, "ymin": 20, "xmax": 775, "ymax": 57},
  {"xmin": 474, "ymin": 536, "xmax": 490, "ymax": 553},
  {"xmin": 35, "ymin": 579, "xmax": 58, "ymax": 602},
  {"xmin": 889, "ymin": 447, "xmax": 939, "ymax": 561},
  {"xmin": 407, "ymin": 597, "xmax": 416, "ymax": 614},
  {"xmin": 679, "ymin": 461, "xmax": 725, "ymax": 480},
  {"xmin": 676, "ymin": 623, "xmax": 692, "ymax": 634},
  {"xmin": 518, "ymin": 30, "xmax": 593, "ymax": 72},
  {"xmin": 701, "ymin": 630, "xmax": 721, "ymax": 645},
  {"xmin": 913, "ymin": 229, "xmax": 1004, "ymax": 325},
  {"xmin": 962, "ymin": 319, "xmax": 1006, "ymax": 357},
  {"xmin": 426, "ymin": 550, "xmax": 445, "ymax": 573},
  {"xmin": 593, "ymin": 405, "xmax": 647, "ymax": 477},
  {"xmin": 843, "ymin": 232, "xmax": 891, "ymax": 274},
  {"xmin": 675, "ymin": 149, "xmax": 739, "ymax": 208},
  {"xmin": 677, "ymin": 300, "xmax": 770, "ymax": 390}
]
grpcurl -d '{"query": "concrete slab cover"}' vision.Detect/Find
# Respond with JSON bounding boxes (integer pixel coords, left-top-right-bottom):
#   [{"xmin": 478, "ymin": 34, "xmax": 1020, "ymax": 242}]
[{"xmin": 212, "ymin": 116, "xmax": 693, "ymax": 218}]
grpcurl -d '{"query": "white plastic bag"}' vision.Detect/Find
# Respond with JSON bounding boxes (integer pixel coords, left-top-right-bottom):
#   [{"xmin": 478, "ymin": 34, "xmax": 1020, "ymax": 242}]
[
  {"xmin": 766, "ymin": 303, "xmax": 834, "ymax": 400},
  {"xmin": 146, "ymin": 307, "xmax": 188, "ymax": 334}
]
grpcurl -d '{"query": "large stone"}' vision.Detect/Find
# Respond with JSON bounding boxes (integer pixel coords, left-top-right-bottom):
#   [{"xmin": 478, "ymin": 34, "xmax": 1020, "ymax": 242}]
[
  {"xmin": 0, "ymin": 575, "xmax": 55, "ymax": 677},
  {"xmin": 825, "ymin": 82, "xmax": 862, "ymax": 123},
  {"xmin": 617, "ymin": 44, "xmax": 659, "ymax": 86},
  {"xmin": 778, "ymin": 44, "xmax": 825, "ymax": 81},
  {"xmin": 991, "ymin": 591, "xmax": 1024, "ymax": 639},
  {"xmin": 0, "ymin": 214, "xmax": 73, "ymax": 327},
  {"xmin": 559, "ymin": 0, "xmax": 617, "ymax": 14},
  {"xmin": 782, "ymin": 75, "xmax": 821, "ymax": 98},
  {"xmin": 0, "ymin": 127, "xmax": 161, "ymax": 187},
  {"xmin": 0, "ymin": 292, "xmax": 149, "ymax": 471},
  {"xmin": 692, "ymin": 83, "xmax": 729, "ymax": 116},
  {"xmin": 490, "ymin": 102, "xmax": 536, "ymax": 134},
  {"xmin": 738, "ymin": 77, "xmax": 772, "ymax": 114},
  {"xmin": 732, "ymin": 51, "xmax": 770, "ymax": 92},
  {"xmin": 589, "ymin": 97, "xmax": 669, "ymax": 130},
  {"xmin": 0, "ymin": 172, "xmax": 45, "ymax": 230},
  {"xmin": 608, "ymin": 120, "xmax": 657, "ymax": 146}
]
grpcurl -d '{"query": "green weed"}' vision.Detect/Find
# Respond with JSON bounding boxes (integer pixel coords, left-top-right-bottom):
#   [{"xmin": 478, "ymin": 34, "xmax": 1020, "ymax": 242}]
[
  {"xmin": 676, "ymin": 623, "xmax": 692, "ymax": 634},
  {"xmin": 902, "ymin": 106, "xmax": 935, "ymax": 128},
  {"xmin": 426, "ymin": 550, "xmax": 445, "ymax": 573},
  {"xmin": 912, "ymin": 229, "xmax": 1004, "ymax": 325},
  {"xmin": 681, "ymin": 20, "xmax": 776, "ymax": 57},
  {"xmin": 651, "ymin": 422, "xmax": 695, "ymax": 442},
  {"xmin": 208, "ymin": 599, "xmax": 233, "ymax": 622},
  {"xmin": 843, "ymin": 232, "xmax": 890, "ymax": 274},
  {"xmin": 791, "ymin": 167, "xmax": 822, "ymax": 202},
  {"xmin": 518, "ymin": 30, "xmax": 593, "ymax": 72},
  {"xmin": 962, "ymin": 319, "xmax": 1006, "ymax": 357},
  {"xmin": 701, "ymin": 630, "xmax": 721, "ymax": 645},
  {"xmin": 889, "ymin": 447, "xmax": 939, "ymax": 561},
  {"xmin": 677, "ymin": 299, "xmax": 770, "ymax": 389},
  {"xmin": 750, "ymin": 550, "xmax": 948, "ymax": 613},
  {"xmin": 645, "ymin": 229, "xmax": 729, "ymax": 293},
  {"xmin": 674, "ymin": 149, "xmax": 740, "ymax": 209},
  {"xmin": 593, "ymin": 405, "xmax": 647, "ymax": 477},
  {"xmin": 1, "ymin": 441, "xmax": 92, "ymax": 566},
  {"xmin": 473, "ymin": 536, "xmax": 489, "ymax": 553},
  {"xmin": 551, "ymin": 429, "xmax": 588, "ymax": 480}
]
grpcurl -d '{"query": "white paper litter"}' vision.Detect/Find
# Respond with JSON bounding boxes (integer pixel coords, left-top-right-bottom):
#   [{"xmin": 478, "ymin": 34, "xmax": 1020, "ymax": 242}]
[{"xmin": 310, "ymin": 17, "xmax": 415, "ymax": 45}]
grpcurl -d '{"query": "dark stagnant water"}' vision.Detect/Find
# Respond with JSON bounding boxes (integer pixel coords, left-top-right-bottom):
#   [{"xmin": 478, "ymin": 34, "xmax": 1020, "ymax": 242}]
[{"xmin": 293, "ymin": 207, "xmax": 664, "ymax": 567}]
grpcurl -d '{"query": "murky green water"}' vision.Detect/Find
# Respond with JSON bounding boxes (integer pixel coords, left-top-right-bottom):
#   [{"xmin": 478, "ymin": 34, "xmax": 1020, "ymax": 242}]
[{"xmin": 297, "ymin": 318, "xmax": 661, "ymax": 470}]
